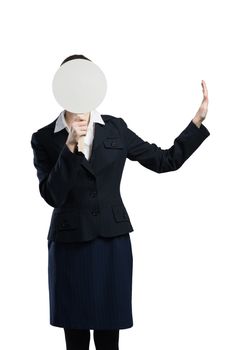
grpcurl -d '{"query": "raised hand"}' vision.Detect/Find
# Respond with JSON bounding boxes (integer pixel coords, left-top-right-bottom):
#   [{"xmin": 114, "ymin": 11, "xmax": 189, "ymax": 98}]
[{"xmin": 192, "ymin": 80, "xmax": 209, "ymax": 128}]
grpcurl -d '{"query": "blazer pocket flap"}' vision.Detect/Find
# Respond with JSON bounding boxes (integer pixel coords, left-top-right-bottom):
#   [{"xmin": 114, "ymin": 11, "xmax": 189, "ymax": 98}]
[
  {"xmin": 103, "ymin": 138, "xmax": 124, "ymax": 149},
  {"xmin": 112, "ymin": 204, "xmax": 130, "ymax": 222},
  {"xmin": 53, "ymin": 209, "xmax": 79, "ymax": 230}
]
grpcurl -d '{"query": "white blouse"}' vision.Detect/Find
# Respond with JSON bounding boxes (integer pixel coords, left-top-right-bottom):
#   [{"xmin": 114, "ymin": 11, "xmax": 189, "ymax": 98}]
[{"xmin": 54, "ymin": 110, "xmax": 105, "ymax": 160}]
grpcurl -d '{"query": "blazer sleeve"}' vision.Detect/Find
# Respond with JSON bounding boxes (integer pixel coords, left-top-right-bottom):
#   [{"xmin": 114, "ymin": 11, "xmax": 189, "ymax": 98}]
[
  {"xmin": 30, "ymin": 132, "xmax": 85, "ymax": 207},
  {"xmin": 119, "ymin": 118, "xmax": 210, "ymax": 173}
]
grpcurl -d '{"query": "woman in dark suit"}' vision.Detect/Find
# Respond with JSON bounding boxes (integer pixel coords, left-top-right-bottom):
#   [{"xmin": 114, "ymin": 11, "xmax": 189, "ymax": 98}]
[{"xmin": 31, "ymin": 54, "xmax": 210, "ymax": 350}]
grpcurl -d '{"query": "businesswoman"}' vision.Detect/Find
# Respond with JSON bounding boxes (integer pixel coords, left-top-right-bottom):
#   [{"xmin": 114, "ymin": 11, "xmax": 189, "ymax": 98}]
[{"xmin": 31, "ymin": 54, "xmax": 210, "ymax": 350}]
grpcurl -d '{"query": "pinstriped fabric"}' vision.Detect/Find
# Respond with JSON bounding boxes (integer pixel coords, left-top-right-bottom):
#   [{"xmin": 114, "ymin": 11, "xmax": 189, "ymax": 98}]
[{"xmin": 48, "ymin": 233, "xmax": 133, "ymax": 330}]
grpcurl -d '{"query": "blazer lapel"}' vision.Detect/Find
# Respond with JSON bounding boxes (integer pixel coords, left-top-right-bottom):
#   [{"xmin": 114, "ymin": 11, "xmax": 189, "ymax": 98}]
[
  {"xmin": 89, "ymin": 122, "xmax": 107, "ymax": 162},
  {"xmin": 50, "ymin": 117, "xmax": 109, "ymax": 176}
]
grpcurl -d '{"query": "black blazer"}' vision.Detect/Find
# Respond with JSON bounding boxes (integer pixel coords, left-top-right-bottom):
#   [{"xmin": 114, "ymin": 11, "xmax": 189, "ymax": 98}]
[{"xmin": 31, "ymin": 115, "xmax": 210, "ymax": 242}]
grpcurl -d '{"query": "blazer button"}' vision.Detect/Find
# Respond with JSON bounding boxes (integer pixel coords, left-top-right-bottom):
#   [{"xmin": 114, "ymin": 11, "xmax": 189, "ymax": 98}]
[
  {"xmin": 60, "ymin": 222, "xmax": 70, "ymax": 228},
  {"xmin": 91, "ymin": 209, "xmax": 99, "ymax": 216},
  {"xmin": 89, "ymin": 191, "xmax": 97, "ymax": 198},
  {"xmin": 88, "ymin": 174, "xmax": 95, "ymax": 182}
]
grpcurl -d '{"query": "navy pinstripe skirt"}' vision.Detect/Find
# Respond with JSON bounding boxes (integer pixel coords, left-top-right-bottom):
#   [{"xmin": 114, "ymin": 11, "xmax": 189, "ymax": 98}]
[{"xmin": 48, "ymin": 233, "xmax": 133, "ymax": 330}]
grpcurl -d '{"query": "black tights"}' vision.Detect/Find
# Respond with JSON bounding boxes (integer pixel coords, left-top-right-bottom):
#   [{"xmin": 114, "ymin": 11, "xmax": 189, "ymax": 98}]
[{"xmin": 64, "ymin": 328, "xmax": 119, "ymax": 350}]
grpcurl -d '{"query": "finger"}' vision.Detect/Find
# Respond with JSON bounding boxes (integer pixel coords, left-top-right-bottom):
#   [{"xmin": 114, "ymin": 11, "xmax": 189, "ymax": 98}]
[
  {"xmin": 78, "ymin": 120, "xmax": 88, "ymax": 125},
  {"xmin": 72, "ymin": 120, "xmax": 87, "ymax": 126},
  {"xmin": 72, "ymin": 115, "xmax": 82, "ymax": 121},
  {"xmin": 77, "ymin": 114, "xmax": 87, "ymax": 120},
  {"xmin": 202, "ymin": 80, "xmax": 208, "ymax": 99}
]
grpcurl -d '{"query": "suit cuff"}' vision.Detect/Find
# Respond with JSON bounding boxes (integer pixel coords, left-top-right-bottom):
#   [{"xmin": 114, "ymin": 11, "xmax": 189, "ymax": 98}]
[
  {"xmin": 190, "ymin": 120, "xmax": 210, "ymax": 138},
  {"xmin": 62, "ymin": 143, "xmax": 85, "ymax": 164}
]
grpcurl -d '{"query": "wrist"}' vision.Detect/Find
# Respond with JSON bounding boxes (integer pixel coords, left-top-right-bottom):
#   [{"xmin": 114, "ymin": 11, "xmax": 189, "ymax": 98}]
[
  {"xmin": 66, "ymin": 141, "xmax": 77, "ymax": 153},
  {"xmin": 192, "ymin": 115, "xmax": 202, "ymax": 128}
]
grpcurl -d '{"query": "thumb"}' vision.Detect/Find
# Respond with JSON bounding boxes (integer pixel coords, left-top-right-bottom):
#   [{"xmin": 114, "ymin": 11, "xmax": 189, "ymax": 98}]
[{"xmin": 77, "ymin": 113, "xmax": 86, "ymax": 120}]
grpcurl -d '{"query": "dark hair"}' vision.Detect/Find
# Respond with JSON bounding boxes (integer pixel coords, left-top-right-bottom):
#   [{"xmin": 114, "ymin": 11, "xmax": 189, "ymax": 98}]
[{"xmin": 60, "ymin": 54, "xmax": 92, "ymax": 66}]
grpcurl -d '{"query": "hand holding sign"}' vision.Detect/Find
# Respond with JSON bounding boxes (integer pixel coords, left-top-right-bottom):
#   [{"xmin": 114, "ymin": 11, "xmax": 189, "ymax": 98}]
[{"xmin": 65, "ymin": 115, "xmax": 89, "ymax": 153}]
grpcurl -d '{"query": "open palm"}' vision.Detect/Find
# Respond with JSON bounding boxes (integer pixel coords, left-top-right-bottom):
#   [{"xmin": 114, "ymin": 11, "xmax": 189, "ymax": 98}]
[{"xmin": 196, "ymin": 80, "xmax": 208, "ymax": 121}]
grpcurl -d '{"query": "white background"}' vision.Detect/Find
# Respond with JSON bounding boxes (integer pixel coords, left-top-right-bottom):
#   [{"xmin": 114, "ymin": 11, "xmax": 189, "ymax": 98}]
[{"xmin": 1, "ymin": 0, "xmax": 233, "ymax": 349}]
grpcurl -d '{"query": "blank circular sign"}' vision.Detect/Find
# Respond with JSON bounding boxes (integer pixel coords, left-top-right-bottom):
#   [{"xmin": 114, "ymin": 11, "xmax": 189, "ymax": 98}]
[{"xmin": 52, "ymin": 59, "xmax": 107, "ymax": 113}]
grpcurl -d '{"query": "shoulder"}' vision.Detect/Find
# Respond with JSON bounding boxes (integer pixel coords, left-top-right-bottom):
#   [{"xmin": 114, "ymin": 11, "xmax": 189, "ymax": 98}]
[
  {"xmin": 31, "ymin": 117, "xmax": 57, "ymax": 143},
  {"xmin": 101, "ymin": 115, "xmax": 128, "ymax": 138},
  {"xmin": 101, "ymin": 114, "xmax": 127, "ymax": 128},
  {"xmin": 33, "ymin": 118, "xmax": 57, "ymax": 134}
]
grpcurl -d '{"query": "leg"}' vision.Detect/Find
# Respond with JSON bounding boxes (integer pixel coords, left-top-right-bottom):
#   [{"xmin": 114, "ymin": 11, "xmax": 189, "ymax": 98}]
[
  {"xmin": 93, "ymin": 329, "xmax": 119, "ymax": 350},
  {"xmin": 64, "ymin": 328, "xmax": 90, "ymax": 350}
]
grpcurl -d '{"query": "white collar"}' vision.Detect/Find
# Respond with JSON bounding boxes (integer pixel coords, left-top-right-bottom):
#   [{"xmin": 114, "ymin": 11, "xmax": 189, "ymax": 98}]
[{"xmin": 54, "ymin": 109, "xmax": 105, "ymax": 133}]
